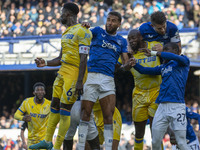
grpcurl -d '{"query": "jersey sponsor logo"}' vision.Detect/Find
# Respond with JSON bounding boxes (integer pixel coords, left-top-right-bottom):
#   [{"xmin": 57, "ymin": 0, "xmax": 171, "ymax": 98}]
[
  {"xmin": 136, "ymin": 56, "xmax": 156, "ymax": 64},
  {"xmin": 84, "ymin": 33, "xmax": 91, "ymax": 39},
  {"xmin": 30, "ymin": 113, "xmax": 48, "ymax": 118},
  {"xmin": 62, "ymin": 34, "xmax": 74, "ymax": 39},
  {"xmin": 161, "ymin": 66, "xmax": 172, "ymax": 76},
  {"xmin": 163, "ymin": 34, "xmax": 168, "ymax": 39},
  {"xmin": 102, "ymin": 40, "xmax": 117, "ymax": 51}
]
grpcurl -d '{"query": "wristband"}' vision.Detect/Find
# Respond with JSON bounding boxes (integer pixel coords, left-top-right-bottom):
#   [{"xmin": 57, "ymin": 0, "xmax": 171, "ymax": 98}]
[
  {"xmin": 45, "ymin": 60, "xmax": 48, "ymax": 66},
  {"xmin": 150, "ymin": 51, "xmax": 157, "ymax": 56}
]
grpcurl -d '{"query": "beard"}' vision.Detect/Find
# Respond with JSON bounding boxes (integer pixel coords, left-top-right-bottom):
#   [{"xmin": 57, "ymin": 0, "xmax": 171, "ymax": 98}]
[
  {"xmin": 106, "ymin": 26, "xmax": 118, "ymax": 34},
  {"xmin": 61, "ymin": 17, "xmax": 67, "ymax": 25}
]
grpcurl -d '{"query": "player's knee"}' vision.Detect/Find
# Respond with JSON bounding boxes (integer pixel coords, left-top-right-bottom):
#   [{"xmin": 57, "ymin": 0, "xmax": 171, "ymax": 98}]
[
  {"xmin": 103, "ymin": 115, "xmax": 113, "ymax": 124},
  {"xmin": 81, "ymin": 109, "xmax": 92, "ymax": 121},
  {"xmin": 51, "ymin": 97, "xmax": 60, "ymax": 110}
]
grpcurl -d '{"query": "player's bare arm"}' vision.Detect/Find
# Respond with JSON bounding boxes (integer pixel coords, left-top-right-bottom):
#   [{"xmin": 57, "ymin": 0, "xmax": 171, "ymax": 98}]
[
  {"xmin": 75, "ymin": 53, "xmax": 88, "ymax": 96},
  {"xmin": 21, "ymin": 130, "xmax": 28, "ymax": 150},
  {"xmin": 120, "ymin": 53, "xmax": 133, "ymax": 70},
  {"xmin": 35, "ymin": 50, "xmax": 62, "ymax": 67}
]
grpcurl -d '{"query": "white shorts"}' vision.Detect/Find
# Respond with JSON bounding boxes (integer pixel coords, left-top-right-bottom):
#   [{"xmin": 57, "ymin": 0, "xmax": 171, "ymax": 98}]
[
  {"xmin": 188, "ymin": 138, "xmax": 200, "ymax": 150},
  {"xmin": 81, "ymin": 73, "xmax": 115, "ymax": 102},
  {"xmin": 64, "ymin": 101, "xmax": 98, "ymax": 140},
  {"xmin": 172, "ymin": 138, "xmax": 199, "ymax": 150},
  {"xmin": 152, "ymin": 103, "xmax": 186, "ymax": 132}
]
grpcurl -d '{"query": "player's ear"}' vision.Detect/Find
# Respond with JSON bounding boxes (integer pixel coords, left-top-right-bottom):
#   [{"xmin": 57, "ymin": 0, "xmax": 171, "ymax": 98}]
[{"xmin": 33, "ymin": 91, "xmax": 35, "ymax": 96}]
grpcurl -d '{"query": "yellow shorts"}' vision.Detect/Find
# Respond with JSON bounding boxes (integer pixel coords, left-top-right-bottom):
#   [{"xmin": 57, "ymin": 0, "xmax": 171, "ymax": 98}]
[
  {"xmin": 132, "ymin": 86, "xmax": 159, "ymax": 122},
  {"xmin": 93, "ymin": 107, "xmax": 122, "ymax": 144},
  {"xmin": 53, "ymin": 65, "xmax": 87, "ymax": 105}
]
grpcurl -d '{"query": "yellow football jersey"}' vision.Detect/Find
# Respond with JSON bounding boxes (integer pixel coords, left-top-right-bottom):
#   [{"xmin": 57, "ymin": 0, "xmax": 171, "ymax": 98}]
[
  {"xmin": 58, "ymin": 24, "xmax": 92, "ymax": 75},
  {"xmin": 130, "ymin": 41, "xmax": 162, "ymax": 90},
  {"xmin": 15, "ymin": 97, "xmax": 51, "ymax": 141}
]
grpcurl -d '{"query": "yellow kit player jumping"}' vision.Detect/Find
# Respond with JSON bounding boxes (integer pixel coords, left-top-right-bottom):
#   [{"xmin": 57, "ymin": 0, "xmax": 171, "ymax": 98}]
[
  {"xmin": 14, "ymin": 82, "xmax": 51, "ymax": 150},
  {"xmin": 29, "ymin": 2, "xmax": 92, "ymax": 150},
  {"xmin": 93, "ymin": 100, "xmax": 122, "ymax": 150},
  {"xmin": 128, "ymin": 29, "xmax": 162, "ymax": 150}
]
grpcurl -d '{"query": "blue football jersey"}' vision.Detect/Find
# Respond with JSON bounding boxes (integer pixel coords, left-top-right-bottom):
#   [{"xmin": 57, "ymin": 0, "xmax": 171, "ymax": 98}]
[
  {"xmin": 186, "ymin": 107, "xmax": 200, "ymax": 143},
  {"xmin": 133, "ymin": 52, "xmax": 190, "ymax": 104},
  {"xmin": 139, "ymin": 21, "xmax": 180, "ymax": 45},
  {"xmin": 87, "ymin": 26, "xmax": 128, "ymax": 77}
]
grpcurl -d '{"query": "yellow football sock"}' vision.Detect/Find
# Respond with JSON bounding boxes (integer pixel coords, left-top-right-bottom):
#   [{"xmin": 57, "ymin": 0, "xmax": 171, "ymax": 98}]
[
  {"xmin": 45, "ymin": 111, "xmax": 60, "ymax": 142},
  {"xmin": 134, "ymin": 137, "xmax": 143, "ymax": 150},
  {"xmin": 54, "ymin": 115, "xmax": 70, "ymax": 149}
]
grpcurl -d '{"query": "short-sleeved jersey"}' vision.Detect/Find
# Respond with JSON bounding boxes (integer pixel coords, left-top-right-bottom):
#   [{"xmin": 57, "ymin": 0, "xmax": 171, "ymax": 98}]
[
  {"xmin": 130, "ymin": 41, "xmax": 162, "ymax": 90},
  {"xmin": 58, "ymin": 24, "xmax": 92, "ymax": 75},
  {"xmin": 88, "ymin": 26, "xmax": 128, "ymax": 77},
  {"xmin": 18, "ymin": 97, "xmax": 51, "ymax": 141},
  {"xmin": 139, "ymin": 21, "xmax": 180, "ymax": 45}
]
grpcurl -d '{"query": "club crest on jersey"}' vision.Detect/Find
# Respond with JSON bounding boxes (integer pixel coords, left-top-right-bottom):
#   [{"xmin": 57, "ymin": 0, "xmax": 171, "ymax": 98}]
[
  {"xmin": 102, "ymin": 40, "xmax": 117, "ymax": 51},
  {"xmin": 163, "ymin": 34, "xmax": 168, "ymax": 39}
]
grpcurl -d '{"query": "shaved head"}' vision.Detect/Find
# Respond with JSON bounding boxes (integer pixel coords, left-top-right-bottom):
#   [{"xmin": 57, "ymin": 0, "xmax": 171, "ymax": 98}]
[{"xmin": 128, "ymin": 29, "xmax": 143, "ymax": 52}]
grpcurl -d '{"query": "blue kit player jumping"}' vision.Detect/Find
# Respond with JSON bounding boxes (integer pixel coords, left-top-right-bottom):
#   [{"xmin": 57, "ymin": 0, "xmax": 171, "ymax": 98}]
[
  {"xmin": 171, "ymin": 107, "xmax": 200, "ymax": 150},
  {"xmin": 139, "ymin": 11, "xmax": 181, "ymax": 53},
  {"xmin": 130, "ymin": 42, "xmax": 190, "ymax": 150},
  {"xmin": 77, "ymin": 11, "xmax": 129, "ymax": 150}
]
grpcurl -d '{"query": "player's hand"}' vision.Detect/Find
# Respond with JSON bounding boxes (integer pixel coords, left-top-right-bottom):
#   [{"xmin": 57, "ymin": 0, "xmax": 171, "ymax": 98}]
[
  {"xmin": 139, "ymin": 48, "xmax": 151, "ymax": 57},
  {"xmin": 152, "ymin": 44, "xmax": 163, "ymax": 52},
  {"xmin": 23, "ymin": 115, "xmax": 31, "ymax": 122},
  {"xmin": 81, "ymin": 22, "xmax": 90, "ymax": 29},
  {"xmin": 35, "ymin": 58, "xmax": 46, "ymax": 67},
  {"xmin": 22, "ymin": 142, "xmax": 28, "ymax": 150},
  {"xmin": 129, "ymin": 58, "xmax": 136, "ymax": 67},
  {"xmin": 75, "ymin": 81, "xmax": 83, "ymax": 96},
  {"xmin": 170, "ymin": 136, "xmax": 177, "ymax": 145}
]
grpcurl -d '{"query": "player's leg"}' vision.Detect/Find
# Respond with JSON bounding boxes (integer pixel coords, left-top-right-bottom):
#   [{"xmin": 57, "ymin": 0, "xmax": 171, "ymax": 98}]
[
  {"xmin": 86, "ymin": 110, "xmax": 100, "ymax": 150},
  {"xmin": 99, "ymin": 94, "xmax": 115, "ymax": 150},
  {"xmin": 132, "ymin": 88, "xmax": 150, "ymax": 150},
  {"xmin": 152, "ymin": 104, "xmax": 169, "ymax": 150},
  {"xmin": 63, "ymin": 101, "xmax": 81, "ymax": 150},
  {"xmin": 173, "ymin": 130, "xmax": 188, "ymax": 150},
  {"xmin": 171, "ymin": 103, "xmax": 188, "ymax": 150},
  {"xmin": 78, "ymin": 100, "xmax": 94, "ymax": 150},
  {"xmin": 53, "ymin": 73, "xmax": 80, "ymax": 150},
  {"xmin": 112, "ymin": 107, "xmax": 122, "ymax": 150},
  {"xmin": 93, "ymin": 109, "xmax": 105, "ymax": 146},
  {"xmin": 78, "ymin": 73, "xmax": 99, "ymax": 150},
  {"xmin": 98, "ymin": 73, "xmax": 116, "ymax": 150}
]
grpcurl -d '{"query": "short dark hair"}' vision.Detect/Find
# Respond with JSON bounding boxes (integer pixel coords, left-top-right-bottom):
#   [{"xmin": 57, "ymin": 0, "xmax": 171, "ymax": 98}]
[
  {"xmin": 108, "ymin": 11, "xmax": 122, "ymax": 22},
  {"xmin": 63, "ymin": 2, "xmax": 79, "ymax": 15},
  {"xmin": 33, "ymin": 82, "xmax": 46, "ymax": 91},
  {"xmin": 163, "ymin": 42, "xmax": 179, "ymax": 54},
  {"xmin": 151, "ymin": 11, "xmax": 166, "ymax": 25}
]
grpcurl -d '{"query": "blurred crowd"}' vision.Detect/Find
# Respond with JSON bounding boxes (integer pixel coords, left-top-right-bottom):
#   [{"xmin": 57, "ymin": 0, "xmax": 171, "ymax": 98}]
[{"xmin": 0, "ymin": 0, "xmax": 200, "ymax": 38}]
